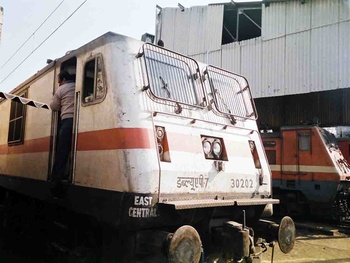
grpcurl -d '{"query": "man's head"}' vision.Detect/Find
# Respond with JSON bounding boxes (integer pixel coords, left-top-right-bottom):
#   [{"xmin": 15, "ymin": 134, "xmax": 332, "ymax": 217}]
[{"xmin": 58, "ymin": 70, "xmax": 74, "ymax": 86}]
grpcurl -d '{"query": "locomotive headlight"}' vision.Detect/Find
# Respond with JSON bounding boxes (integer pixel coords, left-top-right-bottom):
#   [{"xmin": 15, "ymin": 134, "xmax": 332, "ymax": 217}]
[
  {"xmin": 249, "ymin": 140, "xmax": 255, "ymax": 151},
  {"xmin": 202, "ymin": 140, "xmax": 212, "ymax": 155},
  {"xmin": 156, "ymin": 127, "xmax": 165, "ymax": 140},
  {"xmin": 201, "ymin": 135, "xmax": 227, "ymax": 160},
  {"xmin": 212, "ymin": 140, "xmax": 222, "ymax": 157},
  {"xmin": 158, "ymin": 143, "xmax": 164, "ymax": 155}
]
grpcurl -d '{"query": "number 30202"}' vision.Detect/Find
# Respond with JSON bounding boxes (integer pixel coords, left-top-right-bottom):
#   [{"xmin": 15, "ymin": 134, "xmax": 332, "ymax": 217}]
[{"xmin": 231, "ymin": 179, "xmax": 254, "ymax": 189}]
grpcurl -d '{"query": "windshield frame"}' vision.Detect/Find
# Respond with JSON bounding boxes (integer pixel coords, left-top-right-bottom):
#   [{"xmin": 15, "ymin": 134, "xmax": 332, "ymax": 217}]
[
  {"xmin": 205, "ymin": 65, "xmax": 257, "ymax": 120},
  {"xmin": 140, "ymin": 43, "xmax": 206, "ymax": 109}
]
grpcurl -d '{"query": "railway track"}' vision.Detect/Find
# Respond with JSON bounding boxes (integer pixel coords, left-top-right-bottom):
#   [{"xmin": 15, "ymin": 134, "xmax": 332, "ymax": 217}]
[{"xmin": 279, "ymin": 218, "xmax": 350, "ymax": 237}]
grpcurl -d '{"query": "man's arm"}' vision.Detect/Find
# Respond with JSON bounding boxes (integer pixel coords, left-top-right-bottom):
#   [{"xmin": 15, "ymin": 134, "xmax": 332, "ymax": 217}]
[{"xmin": 50, "ymin": 90, "xmax": 61, "ymax": 111}]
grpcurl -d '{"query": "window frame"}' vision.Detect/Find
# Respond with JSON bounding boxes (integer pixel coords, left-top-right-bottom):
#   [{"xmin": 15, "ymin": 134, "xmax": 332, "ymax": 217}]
[
  {"xmin": 205, "ymin": 65, "xmax": 257, "ymax": 120},
  {"xmin": 8, "ymin": 91, "xmax": 27, "ymax": 145},
  {"xmin": 140, "ymin": 43, "xmax": 206, "ymax": 109},
  {"xmin": 82, "ymin": 53, "xmax": 107, "ymax": 106},
  {"xmin": 298, "ymin": 132, "xmax": 311, "ymax": 152}
]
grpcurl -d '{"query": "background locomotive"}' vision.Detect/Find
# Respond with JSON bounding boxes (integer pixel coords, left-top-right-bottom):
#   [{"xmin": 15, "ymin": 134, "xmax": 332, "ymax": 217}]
[
  {"xmin": 262, "ymin": 125, "xmax": 350, "ymax": 221},
  {"xmin": 0, "ymin": 32, "xmax": 294, "ymax": 262}
]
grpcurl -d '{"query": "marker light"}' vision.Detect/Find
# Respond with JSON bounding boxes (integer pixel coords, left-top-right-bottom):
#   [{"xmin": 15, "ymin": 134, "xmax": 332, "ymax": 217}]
[
  {"xmin": 155, "ymin": 126, "xmax": 171, "ymax": 162},
  {"xmin": 249, "ymin": 140, "xmax": 261, "ymax": 169},
  {"xmin": 203, "ymin": 140, "xmax": 212, "ymax": 155},
  {"xmin": 158, "ymin": 143, "xmax": 164, "ymax": 155},
  {"xmin": 156, "ymin": 126, "xmax": 164, "ymax": 140},
  {"xmin": 212, "ymin": 140, "xmax": 222, "ymax": 157}
]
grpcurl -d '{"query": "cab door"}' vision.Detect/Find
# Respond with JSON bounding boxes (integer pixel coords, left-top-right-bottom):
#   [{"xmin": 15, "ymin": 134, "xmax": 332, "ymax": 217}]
[
  {"xmin": 296, "ymin": 129, "xmax": 312, "ymax": 170},
  {"xmin": 281, "ymin": 128, "xmax": 312, "ymax": 188},
  {"xmin": 71, "ymin": 54, "xmax": 109, "ymax": 187},
  {"xmin": 281, "ymin": 129, "xmax": 299, "ymax": 175},
  {"xmin": 49, "ymin": 58, "xmax": 77, "ymax": 184}
]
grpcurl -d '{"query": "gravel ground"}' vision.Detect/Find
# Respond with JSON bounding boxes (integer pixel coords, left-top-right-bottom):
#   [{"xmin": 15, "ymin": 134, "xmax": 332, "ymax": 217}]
[{"xmin": 262, "ymin": 224, "xmax": 350, "ymax": 263}]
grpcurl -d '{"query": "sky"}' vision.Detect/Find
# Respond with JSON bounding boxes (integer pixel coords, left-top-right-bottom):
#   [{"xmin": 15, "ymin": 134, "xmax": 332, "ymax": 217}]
[{"xmin": 0, "ymin": 0, "xmax": 253, "ymax": 93}]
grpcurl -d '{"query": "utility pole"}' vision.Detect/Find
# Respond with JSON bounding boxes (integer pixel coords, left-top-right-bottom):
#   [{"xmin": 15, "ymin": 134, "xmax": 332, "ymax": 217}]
[{"xmin": 0, "ymin": 6, "xmax": 3, "ymax": 43}]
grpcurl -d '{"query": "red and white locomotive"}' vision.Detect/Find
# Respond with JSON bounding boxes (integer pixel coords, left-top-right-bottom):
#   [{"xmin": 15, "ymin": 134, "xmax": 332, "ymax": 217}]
[
  {"xmin": 262, "ymin": 125, "xmax": 350, "ymax": 221},
  {"xmin": 0, "ymin": 32, "xmax": 294, "ymax": 262}
]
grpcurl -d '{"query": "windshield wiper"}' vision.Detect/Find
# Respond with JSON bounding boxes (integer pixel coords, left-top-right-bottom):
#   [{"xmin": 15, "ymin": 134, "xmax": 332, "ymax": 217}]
[
  {"xmin": 214, "ymin": 89, "xmax": 236, "ymax": 124},
  {"xmin": 159, "ymin": 76, "xmax": 171, "ymax": 98}
]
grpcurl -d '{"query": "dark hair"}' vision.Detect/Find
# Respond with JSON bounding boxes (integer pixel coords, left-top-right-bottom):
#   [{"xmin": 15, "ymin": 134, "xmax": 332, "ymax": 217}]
[
  {"xmin": 157, "ymin": 39, "xmax": 164, "ymax": 47},
  {"xmin": 58, "ymin": 70, "xmax": 74, "ymax": 82}
]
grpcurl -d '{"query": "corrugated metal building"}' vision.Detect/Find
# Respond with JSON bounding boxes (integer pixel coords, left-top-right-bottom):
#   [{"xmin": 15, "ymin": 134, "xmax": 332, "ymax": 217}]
[{"xmin": 155, "ymin": 0, "xmax": 350, "ymax": 128}]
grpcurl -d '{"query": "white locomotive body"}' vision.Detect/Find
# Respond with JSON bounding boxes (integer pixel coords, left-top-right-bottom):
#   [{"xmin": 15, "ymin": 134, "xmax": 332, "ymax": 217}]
[{"xmin": 0, "ymin": 32, "xmax": 294, "ymax": 263}]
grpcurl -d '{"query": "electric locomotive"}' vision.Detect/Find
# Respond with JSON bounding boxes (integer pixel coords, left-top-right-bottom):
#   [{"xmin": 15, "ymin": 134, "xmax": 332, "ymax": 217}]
[
  {"xmin": 0, "ymin": 32, "xmax": 295, "ymax": 262},
  {"xmin": 262, "ymin": 125, "xmax": 350, "ymax": 221}
]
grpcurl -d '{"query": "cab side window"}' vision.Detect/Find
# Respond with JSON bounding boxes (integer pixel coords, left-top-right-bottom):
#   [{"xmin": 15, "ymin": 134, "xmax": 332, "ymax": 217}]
[
  {"xmin": 8, "ymin": 92, "xmax": 27, "ymax": 145},
  {"xmin": 298, "ymin": 133, "xmax": 311, "ymax": 151},
  {"xmin": 82, "ymin": 54, "xmax": 106, "ymax": 105}
]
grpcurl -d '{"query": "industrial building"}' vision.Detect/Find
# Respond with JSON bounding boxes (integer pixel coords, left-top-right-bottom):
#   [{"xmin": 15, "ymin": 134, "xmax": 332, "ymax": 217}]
[{"xmin": 155, "ymin": 0, "xmax": 350, "ymax": 129}]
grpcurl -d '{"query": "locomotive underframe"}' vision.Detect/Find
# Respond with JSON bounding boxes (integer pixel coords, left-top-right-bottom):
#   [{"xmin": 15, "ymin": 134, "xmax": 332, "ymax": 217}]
[
  {"xmin": 273, "ymin": 180, "xmax": 350, "ymax": 221},
  {"xmin": 0, "ymin": 173, "xmax": 289, "ymax": 262},
  {"xmin": 333, "ymin": 182, "xmax": 350, "ymax": 221}
]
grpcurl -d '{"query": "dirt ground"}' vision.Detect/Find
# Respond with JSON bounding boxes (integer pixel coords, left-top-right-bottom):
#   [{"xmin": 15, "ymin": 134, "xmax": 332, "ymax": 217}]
[{"xmin": 262, "ymin": 229, "xmax": 350, "ymax": 263}]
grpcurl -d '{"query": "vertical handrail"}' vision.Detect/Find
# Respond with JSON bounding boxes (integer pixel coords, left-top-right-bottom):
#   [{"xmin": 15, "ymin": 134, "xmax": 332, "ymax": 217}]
[
  {"xmin": 48, "ymin": 66, "xmax": 58, "ymax": 181},
  {"xmin": 71, "ymin": 91, "xmax": 80, "ymax": 184}
]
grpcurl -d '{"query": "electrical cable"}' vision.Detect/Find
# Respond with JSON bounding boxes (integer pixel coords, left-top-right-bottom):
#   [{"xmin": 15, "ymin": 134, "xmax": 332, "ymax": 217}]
[
  {"xmin": 0, "ymin": 0, "xmax": 88, "ymax": 85},
  {"xmin": 0, "ymin": 0, "xmax": 65, "ymax": 71}
]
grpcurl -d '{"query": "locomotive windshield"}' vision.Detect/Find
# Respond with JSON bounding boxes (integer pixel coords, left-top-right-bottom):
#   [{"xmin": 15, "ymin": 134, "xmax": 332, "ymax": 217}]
[
  {"xmin": 141, "ymin": 43, "xmax": 205, "ymax": 107},
  {"xmin": 205, "ymin": 65, "xmax": 257, "ymax": 120},
  {"xmin": 320, "ymin": 128, "xmax": 338, "ymax": 148}
]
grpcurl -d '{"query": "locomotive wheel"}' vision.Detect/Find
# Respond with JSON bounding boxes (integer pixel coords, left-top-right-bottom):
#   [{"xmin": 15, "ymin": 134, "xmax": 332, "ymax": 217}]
[
  {"xmin": 278, "ymin": 216, "xmax": 295, "ymax": 254},
  {"xmin": 168, "ymin": 225, "xmax": 202, "ymax": 263}
]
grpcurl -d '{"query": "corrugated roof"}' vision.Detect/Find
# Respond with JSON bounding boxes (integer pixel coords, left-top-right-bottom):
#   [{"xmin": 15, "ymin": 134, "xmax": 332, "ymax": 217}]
[{"xmin": 0, "ymin": 91, "xmax": 50, "ymax": 109}]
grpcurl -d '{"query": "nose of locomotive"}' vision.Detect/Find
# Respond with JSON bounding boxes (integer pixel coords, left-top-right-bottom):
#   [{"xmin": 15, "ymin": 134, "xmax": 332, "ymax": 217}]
[{"xmin": 167, "ymin": 225, "xmax": 202, "ymax": 263}]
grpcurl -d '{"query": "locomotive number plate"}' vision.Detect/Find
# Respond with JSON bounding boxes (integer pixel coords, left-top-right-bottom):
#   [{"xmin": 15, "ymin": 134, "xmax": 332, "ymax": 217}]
[{"xmin": 231, "ymin": 178, "xmax": 255, "ymax": 189}]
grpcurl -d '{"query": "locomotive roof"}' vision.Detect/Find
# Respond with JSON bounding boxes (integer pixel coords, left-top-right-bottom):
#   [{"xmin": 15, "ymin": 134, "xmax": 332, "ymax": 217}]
[
  {"xmin": 261, "ymin": 124, "xmax": 321, "ymax": 138},
  {"xmin": 9, "ymin": 32, "xmax": 140, "ymax": 95},
  {"xmin": 280, "ymin": 125, "xmax": 319, "ymax": 131}
]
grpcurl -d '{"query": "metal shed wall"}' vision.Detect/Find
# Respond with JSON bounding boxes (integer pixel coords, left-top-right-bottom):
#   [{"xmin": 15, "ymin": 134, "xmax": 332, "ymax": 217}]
[
  {"xmin": 310, "ymin": 24, "xmax": 339, "ymax": 92},
  {"xmin": 221, "ymin": 42, "xmax": 241, "ymax": 73},
  {"xmin": 262, "ymin": 37, "xmax": 285, "ymax": 97},
  {"xmin": 262, "ymin": 2, "xmax": 286, "ymax": 40},
  {"xmin": 285, "ymin": 31, "xmax": 311, "ymax": 95},
  {"xmin": 255, "ymin": 89, "xmax": 349, "ymax": 129},
  {"xmin": 240, "ymin": 37, "xmax": 262, "ymax": 97},
  {"xmin": 159, "ymin": 0, "xmax": 350, "ymax": 99},
  {"xmin": 339, "ymin": 20, "xmax": 350, "ymax": 89},
  {"xmin": 311, "ymin": 0, "xmax": 339, "ymax": 28},
  {"xmin": 285, "ymin": 0, "xmax": 311, "ymax": 34},
  {"xmin": 157, "ymin": 5, "xmax": 224, "ymax": 56}
]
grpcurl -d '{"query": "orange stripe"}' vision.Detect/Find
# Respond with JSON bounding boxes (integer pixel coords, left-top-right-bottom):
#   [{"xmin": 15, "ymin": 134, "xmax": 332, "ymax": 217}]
[
  {"xmin": 0, "ymin": 137, "xmax": 50, "ymax": 155},
  {"xmin": 0, "ymin": 128, "xmax": 153, "ymax": 155},
  {"xmin": 76, "ymin": 128, "xmax": 152, "ymax": 151}
]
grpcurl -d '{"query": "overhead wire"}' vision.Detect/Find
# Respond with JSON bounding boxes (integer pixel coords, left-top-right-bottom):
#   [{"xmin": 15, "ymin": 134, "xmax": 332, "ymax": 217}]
[
  {"xmin": 0, "ymin": 0, "xmax": 65, "ymax": 71},
  {"xmin": 0, "ymin": 0, "xmax": 88, "ymax": 85}
]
